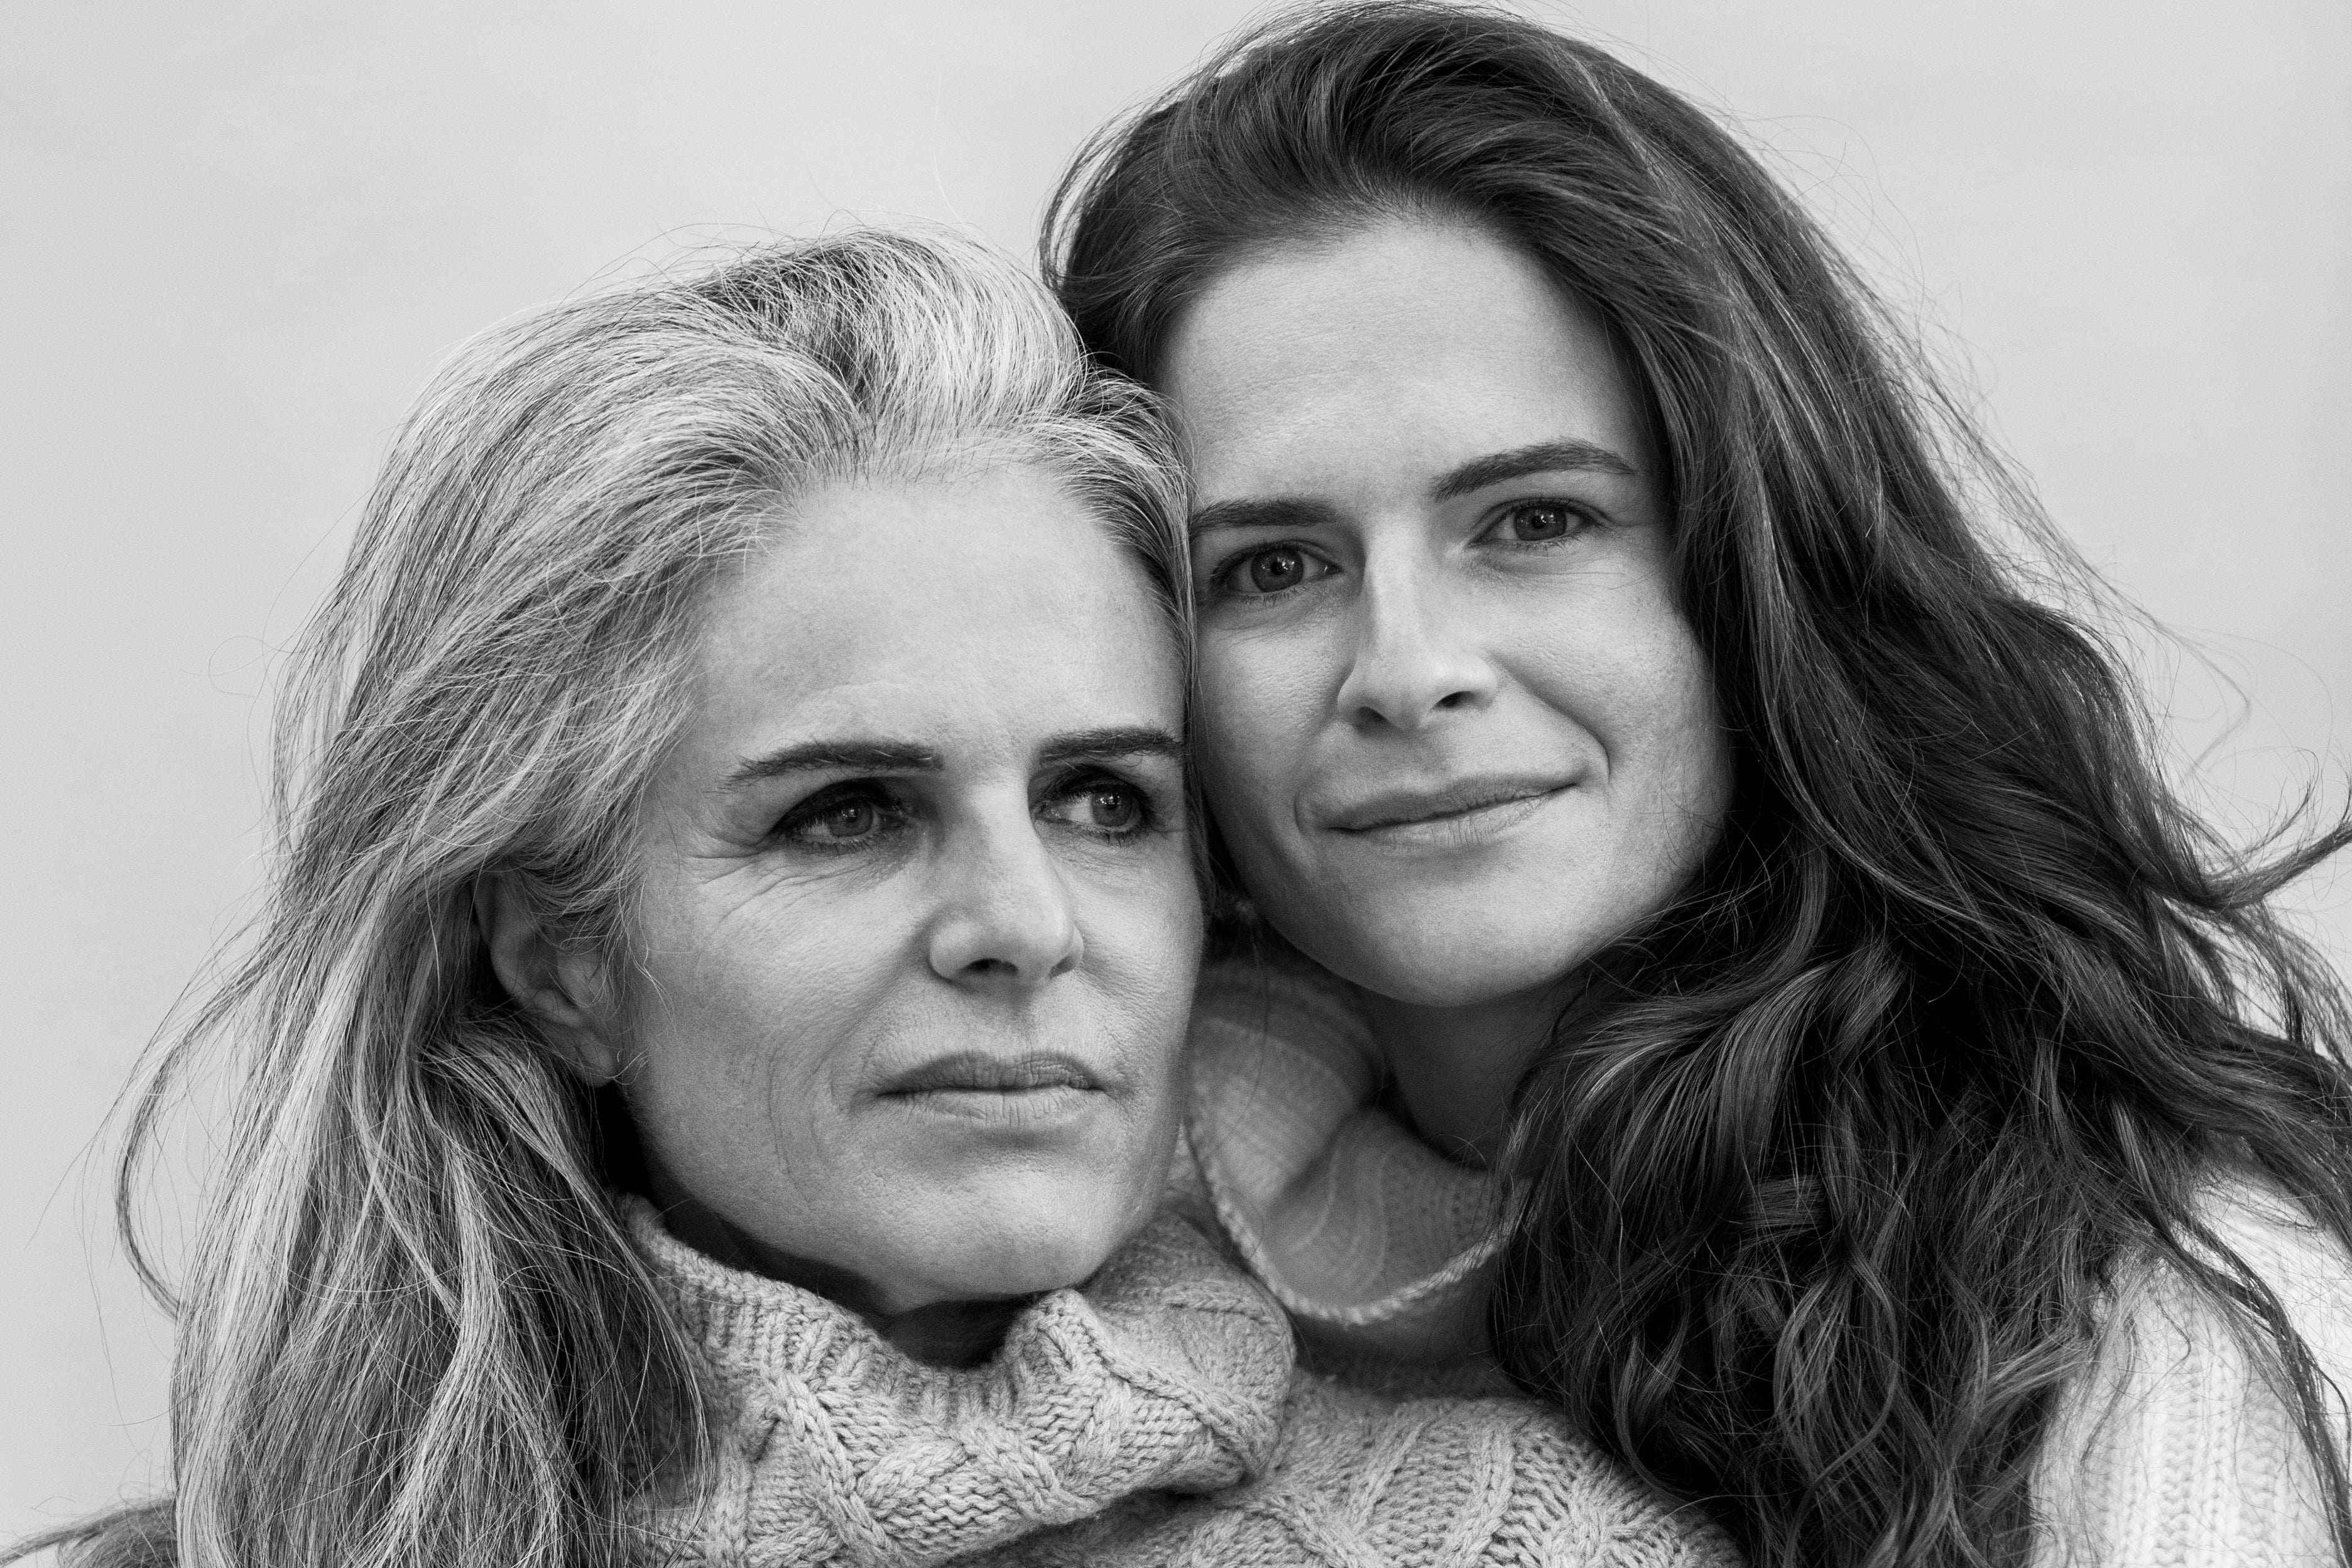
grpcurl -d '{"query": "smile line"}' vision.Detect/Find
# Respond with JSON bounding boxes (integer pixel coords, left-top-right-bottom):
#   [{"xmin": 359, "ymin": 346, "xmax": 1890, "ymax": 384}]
[{"xmin": 1331, "ymin": 782, "xmax": 1570, "ymax": 834}]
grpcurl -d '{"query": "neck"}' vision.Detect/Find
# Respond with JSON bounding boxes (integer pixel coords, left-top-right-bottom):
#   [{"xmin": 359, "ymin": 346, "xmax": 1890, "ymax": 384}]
[
  {"xmin": 871, "ymin": 1296, "xmax": 1031, "ymax": 1367},
  {"xmin": 645, "ymin": 1171, "xmax": 1026, "ymax": 1368},
  {"xmin": 1354, "ymin": 978, "xmax": 1577, "ymax": 1169}
]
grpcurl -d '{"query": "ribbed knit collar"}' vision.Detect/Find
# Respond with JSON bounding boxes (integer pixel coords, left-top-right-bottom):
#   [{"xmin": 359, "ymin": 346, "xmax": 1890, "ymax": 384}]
[
  {"xmin": 1185, "ymin": 953, "xmax": 1510, "ymax": 1373},
  {"xmin": 621, "ymin": 1198, "xmax": 1295, "ymax": 1566}
]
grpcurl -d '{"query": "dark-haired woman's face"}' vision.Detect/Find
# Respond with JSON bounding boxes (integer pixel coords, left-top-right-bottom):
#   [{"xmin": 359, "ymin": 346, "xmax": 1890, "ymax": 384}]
[{"xmin": 1164, "ymin": 217, "xmax": 1731, "ymax": 1010}]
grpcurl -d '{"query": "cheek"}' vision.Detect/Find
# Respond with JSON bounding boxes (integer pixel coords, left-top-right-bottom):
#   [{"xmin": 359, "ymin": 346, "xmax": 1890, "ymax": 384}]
[
  {"xmin": 1657, "ymin": 648, "xmax": 1733, "ymax": 820},
  {"xmin": 1612, "ymin": 600, "xmax": 1730, "ymax": 816},
  {"xmin": 1195, "ymin": 626, "xmax": 1329, "ymax": 846},
  {"xmin": 1089, "ymin": 855, "xmax": 1207, "ymax": 1046},
  {"xmin": 1535, "ymin": 606, "xmax": 1729, "ymax": 846},
  {"xmin": 620, "ymin": 873, "xmax": 903, "ymax": 1147},
  {"xmin": 1499, "ymin": 574, "xmax": 1729, "ymax": 859},
  {"xmin": 1509, "ymin": 559, "xmax": 1711, "ymax": 749}
]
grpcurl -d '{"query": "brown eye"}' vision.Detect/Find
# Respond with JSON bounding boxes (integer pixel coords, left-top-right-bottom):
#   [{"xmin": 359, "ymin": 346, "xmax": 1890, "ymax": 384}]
[{"xmin": 1505, "ymin": 503, "xmax": 1581, "ymax": 542}]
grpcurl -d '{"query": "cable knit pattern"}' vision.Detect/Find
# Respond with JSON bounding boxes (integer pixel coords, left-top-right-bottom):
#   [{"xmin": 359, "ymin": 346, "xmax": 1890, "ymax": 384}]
[
  {"xmin": 1005, "ymin": 1368, "xmax": 1735, "ymax": 1566},
  {"xmin": 2034, "ymin": 1185, "xmax": 2352, "ymax": 1566},
  {"xmin": 1191, "ymin": 952, "xmax": 2352, "ymax": 1566},
  {"xmin": 1179, "ymin": 1375, "xmax": 1736, "ymax": 1567},
  {"xmin": 625, "ymin": 1202, "xmax": 1293, "ymax": 1565},
  {"xmin": 626, "ymin": 1192, "xmax": 1739, "ymax": 1565}
]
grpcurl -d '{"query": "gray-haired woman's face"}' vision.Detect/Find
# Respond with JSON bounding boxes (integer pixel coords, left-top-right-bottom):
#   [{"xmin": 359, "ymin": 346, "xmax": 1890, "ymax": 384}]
[{"xmin": 559, "ymin": 464, "xmax": 1197, "ymax": 1315}]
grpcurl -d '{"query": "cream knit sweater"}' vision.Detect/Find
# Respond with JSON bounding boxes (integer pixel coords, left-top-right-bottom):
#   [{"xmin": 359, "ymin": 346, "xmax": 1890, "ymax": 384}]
[
  {"xmin": 624, "ymin": 1197, "xmax": 1734, "ymax": 1565},
  {"xmin": 1184, "ymin": 952, "xmax": 2352, "ymax": 1567},
  {"xmin": 2032, "ymin": 1187, "xmax": 2352, "ymax": 1565}
]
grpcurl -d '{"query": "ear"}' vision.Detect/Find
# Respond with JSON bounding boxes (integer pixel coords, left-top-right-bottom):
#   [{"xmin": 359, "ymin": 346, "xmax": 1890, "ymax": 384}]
[{"xmin": 474, "ymin": 873, "xmax": 626, "ymax": 1086}]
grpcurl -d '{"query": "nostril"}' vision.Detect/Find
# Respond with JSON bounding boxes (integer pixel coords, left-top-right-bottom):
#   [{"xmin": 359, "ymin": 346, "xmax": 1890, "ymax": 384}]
[{"xmin": 926, "ymin": 853, "xmax": 1084, "ymax": 986}]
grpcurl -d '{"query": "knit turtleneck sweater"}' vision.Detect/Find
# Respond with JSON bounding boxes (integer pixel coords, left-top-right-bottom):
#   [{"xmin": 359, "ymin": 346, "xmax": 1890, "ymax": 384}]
[
  {"xmin": 624, "ymin": 1196, "xmax": 1736, "ymax": 1565},
  {"xmin": 625, "ymin": 1200, "xmax": 1287, "ymax": 1564},
  {"xmin": 1182, "ymin": 950, "xmax": 1510, "ymax": 1389},
  {"xmin": 1184, "ymin": 951, "xmax": 2352, "ymax": 1567},
  {"xmin": 2032, "ymin": 1185, "xmax": 2352, "ymax": 1565}
]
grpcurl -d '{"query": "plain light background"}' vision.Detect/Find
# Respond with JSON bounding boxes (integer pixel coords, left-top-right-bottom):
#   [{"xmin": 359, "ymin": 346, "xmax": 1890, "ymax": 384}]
[{"xmin": 5, "ymin": 0, "xmax": 2346, "ymax": 1538}]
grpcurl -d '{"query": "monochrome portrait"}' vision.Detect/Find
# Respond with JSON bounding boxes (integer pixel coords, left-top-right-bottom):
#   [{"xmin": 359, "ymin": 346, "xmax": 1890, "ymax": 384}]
[{"xmin": 8, "ymin": 4, "xmax": 2348, "ymax": 1565}]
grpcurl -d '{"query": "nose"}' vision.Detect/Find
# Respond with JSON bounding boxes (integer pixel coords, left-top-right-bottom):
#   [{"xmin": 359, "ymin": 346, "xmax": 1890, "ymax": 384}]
[
  {"xmin": 1333, "ymin": 558, "xmax": 1500, "ymax": 732},
  {"xmin": 926, "ymin": 815, "xmax": 1084, "ymax": 988}
]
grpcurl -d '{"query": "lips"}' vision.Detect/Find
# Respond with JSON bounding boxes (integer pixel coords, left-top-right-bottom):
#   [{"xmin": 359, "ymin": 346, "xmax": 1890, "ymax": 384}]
[
  {"xmin": 879, "ymin": 1052, "xmax": 1102, "ymax": 1097},
  {"xmin": 1324, "ymin": 775, "xmax": 1572, "ymax": 834}
]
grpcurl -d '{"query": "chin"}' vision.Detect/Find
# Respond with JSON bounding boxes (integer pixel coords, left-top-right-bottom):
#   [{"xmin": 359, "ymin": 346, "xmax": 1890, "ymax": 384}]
[
  {"xmin": 903, "ymin": 1171, "xmax": 1150, "ymax": 1302},
  {"xmin": 1345, "ymin": 949, "xmax": 1559, "ymax": 1010},
  {"xmin": 1300, "ymin": 891, "xmax": 1608, "ymax": 1010}
]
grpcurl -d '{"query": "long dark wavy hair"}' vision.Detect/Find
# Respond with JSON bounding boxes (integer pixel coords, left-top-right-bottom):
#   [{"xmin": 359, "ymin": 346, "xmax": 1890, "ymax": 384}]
[{"xmin": 1045, "ymin": 6, "xmax": 2352, "ymax": 1564}]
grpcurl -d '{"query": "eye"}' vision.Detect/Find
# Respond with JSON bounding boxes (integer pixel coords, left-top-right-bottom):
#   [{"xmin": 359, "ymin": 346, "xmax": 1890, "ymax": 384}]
[
  {"xmin": 1212, "ymin": 544, "xmax": 1336, "ymax": 599},
  {"xmin": 1079, "ymin": 783, "xmax": 1145, "ymax": 834},
  {"xmin": 776, "ymin": 785, "xmax": 902, "ymax": 849},
  {"xmin": 1490, "ymin": 500, "xmax": 1592, "ymax": 543},
  {"xmin": 1042, "ymin": 774, "xmax": 1157, "ymax": 838}
]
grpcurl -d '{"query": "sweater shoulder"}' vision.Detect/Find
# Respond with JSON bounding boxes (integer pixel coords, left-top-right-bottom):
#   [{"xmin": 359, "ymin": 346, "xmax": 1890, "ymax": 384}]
[
  {"xmin": 2036, "ymin": 1183, "xmax": 2352, "ymax": 1566},
  {"xmin": 2202, "ymin": 1184, "xmax": 2352, "ymax": 1359},
  {"xmin": 1237, "ymin": 1376, "xmax": 1739, "ymax": 1567}
]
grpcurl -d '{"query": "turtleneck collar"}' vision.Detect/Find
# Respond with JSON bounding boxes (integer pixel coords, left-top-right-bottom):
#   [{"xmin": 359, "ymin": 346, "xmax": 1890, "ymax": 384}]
[
  {"xmin": 1184, "ymin": 952, "xmax": 1511, "ymax": 1375},
  {"xmin": 621, "ymin": 1198, "xmax": 1295, "ymax": 1566}
]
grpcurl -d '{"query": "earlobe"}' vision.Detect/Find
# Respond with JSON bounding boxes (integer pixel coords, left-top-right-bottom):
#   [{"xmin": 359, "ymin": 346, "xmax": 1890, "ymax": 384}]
[{"xmin": 473, "ymin": 874, "xmax": 625, "ymax": 1086}]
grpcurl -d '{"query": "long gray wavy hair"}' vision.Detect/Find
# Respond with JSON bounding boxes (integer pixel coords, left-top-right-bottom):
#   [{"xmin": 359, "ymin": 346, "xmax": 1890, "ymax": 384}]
[{"xmin": 14, "ymin": 228, "xmax": 1190, "ymax": 1568}]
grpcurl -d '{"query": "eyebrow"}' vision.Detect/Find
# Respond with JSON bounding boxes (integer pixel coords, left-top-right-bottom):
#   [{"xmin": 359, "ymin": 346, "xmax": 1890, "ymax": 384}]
[
  {"xmin": 725, "ymin": 739, "xmax": 944, "ymax": 788},
  {"xmin": 723, "ymin": 726, "xmax": 1182, "ymax": 789},
  {"xmin": 1427, "ymin": 438, "xmax": 1637, "ymax": 503},
  {"xmin": 1187, "ymin": 438, "xmax": 1637, "ymax": 535},
  {"xmin": 1036, "ymin": 725, "xmax": 1185, "ymax": 767},
  {"xmin": 1189, "ymin": 495, "xmax": 1345, "ymax": 537}
]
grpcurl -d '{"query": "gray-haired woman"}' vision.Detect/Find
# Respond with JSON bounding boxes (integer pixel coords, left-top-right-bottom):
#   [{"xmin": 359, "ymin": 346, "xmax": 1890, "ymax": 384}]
[{"xmin": 13, "ymin": 229, "xmax": 1733, "ymax": 1568}]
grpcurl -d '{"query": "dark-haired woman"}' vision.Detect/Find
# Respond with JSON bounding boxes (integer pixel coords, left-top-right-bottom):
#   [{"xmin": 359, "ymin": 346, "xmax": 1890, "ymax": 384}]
[{"xmin": 1048, "ymin": 5, "xmax": 2352, "ymax": 1565}]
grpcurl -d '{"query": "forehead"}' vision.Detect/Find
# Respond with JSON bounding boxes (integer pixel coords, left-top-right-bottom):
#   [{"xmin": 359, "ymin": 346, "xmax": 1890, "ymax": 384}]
[
  {"xmin": 685, "ymin": 466, "xmax": 1180, "ymax": 760},
  {"xmin": 1162, "ymin": 218, "xmax": 1645, "ymax": 493}
]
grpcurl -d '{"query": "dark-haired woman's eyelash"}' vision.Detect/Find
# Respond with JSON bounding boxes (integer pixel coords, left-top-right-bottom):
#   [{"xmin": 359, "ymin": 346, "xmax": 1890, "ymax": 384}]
[
  {"xmin": 773, "ymin": 781, "xmax": 910, "ymax": 852},
  {"xmin": 1042, "ymin": 767, "xmax": 1162, "ymax": 840},
  {"xmin": 1483, "ymin": 498, "xmax": 1601, "ymax": 545},
  {"xmin": 1207, "ymin": 541, "xmax": 1337, "ymax": 599}
]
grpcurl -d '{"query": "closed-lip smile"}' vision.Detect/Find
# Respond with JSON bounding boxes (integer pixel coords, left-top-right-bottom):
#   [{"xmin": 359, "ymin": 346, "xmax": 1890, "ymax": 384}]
[{"xmin": 1325, "ymin": 775, "xmax": 1572, "ymax": 834}]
